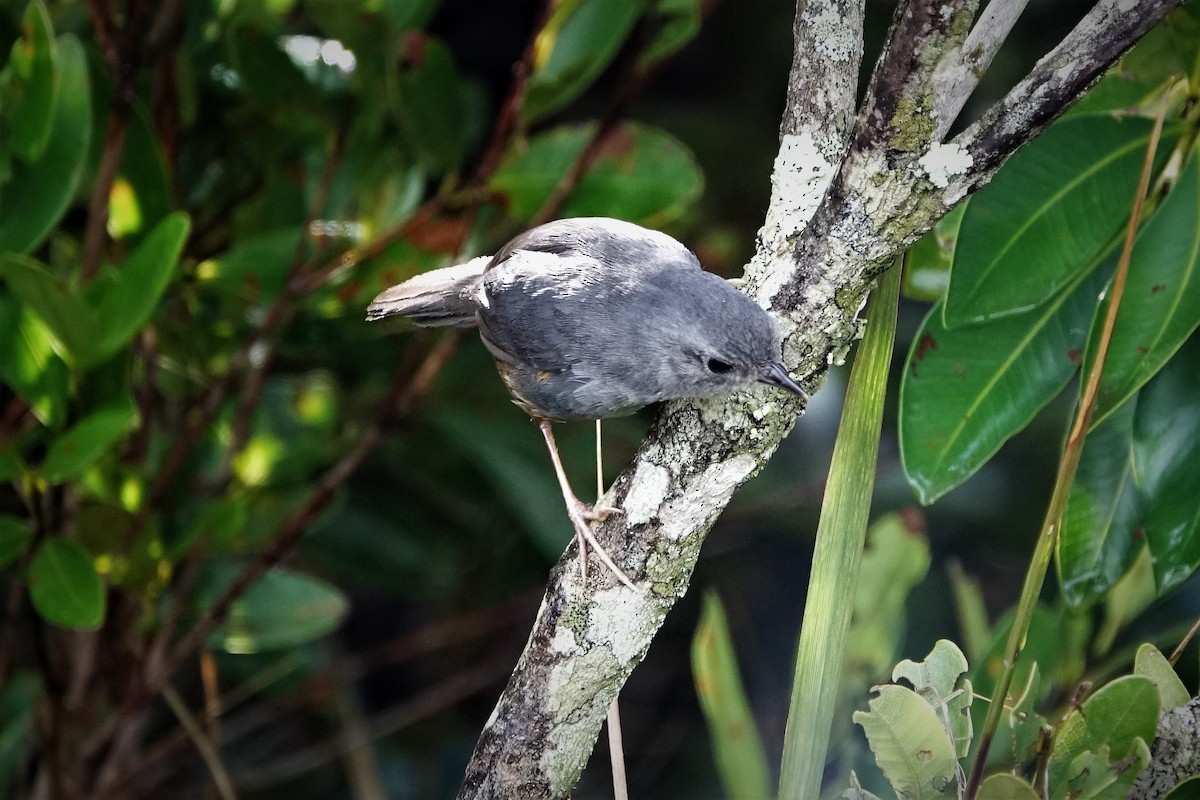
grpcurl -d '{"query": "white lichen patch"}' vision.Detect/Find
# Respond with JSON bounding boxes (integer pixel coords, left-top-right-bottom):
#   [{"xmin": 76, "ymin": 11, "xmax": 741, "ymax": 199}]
[
  {"xmin": 660, "ymin": 455, "xmax": 757, "ymax": 540},
  {"xmin": 587, "ymin": 587, "xmax": 661, "ymax": 664},
  {"xmin": 809, "ymin": 3, "xmax": 859, "ymax": 62},
  {"xmin": 622, "ymin": 460, "xmax": 672, "ymax": 525},
  {"xmin": 551, "ymin": 624, "xmax": 579, "ymax": 655},
  {"xmin": 918, "ymin": 142, "xmax": 973, "ymax": 188},
  {"xmin": 752, "ymin": 131, "xmax": 839, "ymax": 300}
]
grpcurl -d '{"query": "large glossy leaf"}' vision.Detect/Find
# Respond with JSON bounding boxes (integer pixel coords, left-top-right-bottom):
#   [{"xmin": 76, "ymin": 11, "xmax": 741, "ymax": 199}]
[
  {"xmin": 1046, "ymin": 675, "xmax": 1157, "ymax": 800},
  {"xmin": 0, "ymin": 35, "xmax": 91, "ymax": 255},
  {"xmin": 41, "ymin": 402, "xmax": 138, "ymax": 483},
  {"xmin": 490, "ymin": 122, "xmax": 703, "ymax": 227},
  {"xmin": 1131, "ymin": 333, "xmax": 1200, "ymax": 593},
  {"xmin": 944, "ymin": 116, "xmax": 1176, "ymax": 328},
  {"xmin": 86, "ymin": 212, "xmax": 190, "ymax": 366},
  {"xmin": 1090, "ymin": 150, "xmax": 1200, "ymax": 425},
  {"xmin": 901, "ymin": 265, "xmax": 1109, "ymax": 504},
  {"xmin": 691, "ymin": 592, "xmax": 770, "ymax": 800},
  {"xmin": 4, "ymin": 0, "xmax": 57, "ymax": 161},
  {"xmin": 196, "ymin": 564, "xmax": 349, "ymax": 653},
  {"xmin": 0, "ymin": 294, "xmax": 68, "ymax": 426},
  {"xmin": 523, "ymin": 0, "xmax": 643, "ymax": 123},
  {"xmin": 0, "ymin": 254, "xmax": 97, "ymax": 365},
  {"xmin": 1057, "ymin": 401, "xmax": 1141, "ymax": 608},
  {"xmin": 27, "ymin": 536, "xmax": 105, "ymax": 630}
]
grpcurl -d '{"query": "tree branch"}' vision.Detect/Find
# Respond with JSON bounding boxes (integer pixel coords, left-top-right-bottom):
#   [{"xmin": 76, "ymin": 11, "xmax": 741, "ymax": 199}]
[
  {"xmin": 955, "ymin": 0, "xmax": 1185, "ymax": 180},
  {"xmin": 932, "ymin": 0, "xmax": 1030, "ymax": 138},
  {"xmin": 456, "ymin": 0, "xmax": 1180, "ymax": 796}
]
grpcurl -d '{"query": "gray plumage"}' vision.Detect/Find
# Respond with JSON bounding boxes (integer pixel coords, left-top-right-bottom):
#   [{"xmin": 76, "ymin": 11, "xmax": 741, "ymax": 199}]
[{"xmin": 367, "ymin": 217, "xmax": 804, "ymax": 420}]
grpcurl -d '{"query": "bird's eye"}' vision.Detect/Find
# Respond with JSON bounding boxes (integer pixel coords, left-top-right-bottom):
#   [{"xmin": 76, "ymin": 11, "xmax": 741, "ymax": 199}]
[{"xmin": 706, "ymin": 358, "xmax": 733, "ymax": 374}]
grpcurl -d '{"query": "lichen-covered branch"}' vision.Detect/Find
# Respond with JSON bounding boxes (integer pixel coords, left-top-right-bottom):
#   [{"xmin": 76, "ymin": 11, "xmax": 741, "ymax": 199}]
[
  {"xmin": 456, "ymin": 0, "xmax": 1178, "ymax": 796},
  {"xmin": 932, "ymin": 0, "xmax": 1029, "ymax": 138},
  {"xmin": 956, "ymin": 0, "xmax": 1185, "ymax": 180}
]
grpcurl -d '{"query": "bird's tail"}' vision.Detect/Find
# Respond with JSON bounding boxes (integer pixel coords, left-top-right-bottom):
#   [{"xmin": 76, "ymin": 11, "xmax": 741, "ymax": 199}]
[{"xmin": 365, "ymin": 256, "xmax": 490, "ymax": 328}]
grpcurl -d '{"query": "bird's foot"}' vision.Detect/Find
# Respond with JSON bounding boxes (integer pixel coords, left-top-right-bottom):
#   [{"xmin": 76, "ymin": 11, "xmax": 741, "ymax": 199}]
[
  {"xmin": 564, "ymin": 498, "xmax": 637, "ymax": 590},
  {"xmin": 581, "ymin": 503, "xmax": 622, "ymax": 523}
]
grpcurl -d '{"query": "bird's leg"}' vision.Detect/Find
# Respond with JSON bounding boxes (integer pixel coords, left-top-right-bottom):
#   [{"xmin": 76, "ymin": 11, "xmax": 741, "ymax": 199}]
[{"xmin": 537, "ymin": 419, "xmax": 636, "ymax": 589}]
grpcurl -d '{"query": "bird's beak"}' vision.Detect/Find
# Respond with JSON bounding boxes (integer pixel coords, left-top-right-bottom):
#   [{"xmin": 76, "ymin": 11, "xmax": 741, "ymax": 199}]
[{"xmin": 759, "ymin": 363, "xmax": 808, "ymax": 399}]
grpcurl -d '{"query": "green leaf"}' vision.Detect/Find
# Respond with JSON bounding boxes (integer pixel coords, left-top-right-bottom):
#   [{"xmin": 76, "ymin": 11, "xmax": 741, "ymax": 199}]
[
  {"xmin": 197, "ymin": 564, "xmax": 349, "ymax": 653},
  {"xmin": 944, "ymin": 116, "xmax": 1176, "ymax": 327},
  {"xmin": 111, "ymin": 104, "xmax": 174, "ymax": 241},
  {"xmin": 4, "ymin": 0, "xmax": 58, "ymax": 161},
  {"xmin": 86, "ymin": 212, "xmax": 190, "ymax": 365},
  {"xmin": 977, "ymin": 774, "xmax": 1040, "ymax": 800},
  {"xmin": 27, "ymin": 536, "xmax": 106, "ymax": 630},
  {"xmin": 900, "ymin": 265, "xmax": 1109, "ymax": 504},
  {"xmin": 640, "ymin": 0, "xmax": 702, "ymax": 67},
  {"xmin": 691, "ymin": 592, "xmax": 771, "ymax": 800},
  {"xmin": 0, "ymin": 515, "xmax": 32, "ymax": 568},
  {"xmin": 892, "ymin": 639, "xmax": 973, "ymax": 759},
  {"xmin": 853, "ymin": 684, "xmax": 959, "ymax": 796},
  {"xmin": 1098, "ymin": 545, "xmax": 1155, "ymax": 654},
  {"xmin": 196, "ymin": 227, "xmax": 302, "ymax": 302},
  {"xmin": 1133, "ymin": 643, "xmax": 1189, "ymax": 711},
  {"xmin": 947, "ymin": 562, "xmax": 990, "ymax": 661},
  {"xmin": 1131, "ymin": 333, "xmax": 1200, "ymax": 592},
  {"xmin": 1090, "ymin": 150, "xmax": 1200, "ymax": 425},
  {"xmin": 1058, "ymin": 401, "xmax": 1141, "ymax": 608},
  {"xmin": 390, "ymin": 35, "xmax": 473, "ymax": 171},
  {"xmin": 845, "ymin": 513, "xmax": 931, "ymax": 685},
  {"xmin": 490, "ymin": 122, "xmax": 703, "ymax": 227},
  {"xmin": 0, "ymin": 294, "xmax": 68, "ymax": 426},
  {"xmin": 1163, "ymin": 775, "xmax": 1200, "ymax": 800},
  {"xmin": 1046, "ymin": 675, "xmax": 1158, "ymax": 799},
  {"xmin": 0, "ymin": 254, "xmax": 98, "ymax": 363},
  {"xmin": 903, "ymin": 202, "xmax": 965, "ymax": 302},
  {"xmin": 41, "ymin": 403, "xmax": 138, "ymax": 484},
  {"xmin": 524, "ymin": 0, "xmax": 644, "ymax": 123},
  {"xmin": 0, "ymin": 35, "xmax": 92, "ymax": 255},
  {"xmin": 1052, "ymin": 742, "xmax": 1151, "ymax": 800}
]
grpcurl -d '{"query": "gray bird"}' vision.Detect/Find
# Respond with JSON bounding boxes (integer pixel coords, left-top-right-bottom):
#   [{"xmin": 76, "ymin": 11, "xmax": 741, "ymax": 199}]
[{"xmin": 367, "ymin": 217, "xmax": 805, "ymax": 587}]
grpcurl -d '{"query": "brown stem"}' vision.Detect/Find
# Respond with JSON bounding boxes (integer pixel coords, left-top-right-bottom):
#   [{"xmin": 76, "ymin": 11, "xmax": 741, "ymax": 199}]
[{"xmin": 80, "ymin": 110, "xmax": 131, "ymax": 282}]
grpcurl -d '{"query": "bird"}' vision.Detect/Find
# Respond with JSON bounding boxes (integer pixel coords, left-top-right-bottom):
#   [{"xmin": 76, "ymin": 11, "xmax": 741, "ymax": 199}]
[{"xmin": 367, "ymin": 217, "xmax": 806, "ymax": 588}]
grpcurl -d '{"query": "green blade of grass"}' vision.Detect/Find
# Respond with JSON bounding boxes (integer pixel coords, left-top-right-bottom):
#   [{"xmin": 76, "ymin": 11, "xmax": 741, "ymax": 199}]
[{"xmin": 778, "ymin": 259, "xmax": 901, "ymax": 799}]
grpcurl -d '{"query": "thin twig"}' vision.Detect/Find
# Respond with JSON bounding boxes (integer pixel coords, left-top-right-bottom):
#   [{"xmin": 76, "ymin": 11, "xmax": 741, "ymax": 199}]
[
  {"xmin": 161, "ymin": 685, "xmax": 239, "ymax": 800},
  {"xmin": 965, "ymin": 99, "xmax": 1169, "ymax": 800}
]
